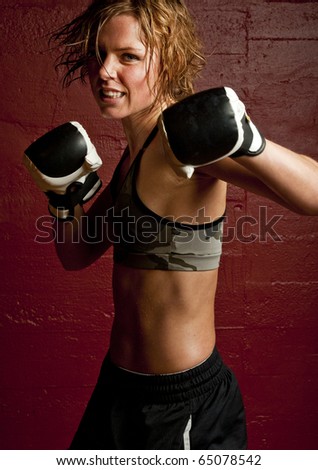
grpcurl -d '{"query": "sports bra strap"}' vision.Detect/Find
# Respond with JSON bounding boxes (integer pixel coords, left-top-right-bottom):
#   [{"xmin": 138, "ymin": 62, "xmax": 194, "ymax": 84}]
[
  {"xmin": 139, "ymin": 126, "xmax": 158, "ymax": 154},
  {"xmin": 110, "ymin": 126, "xmax": 158, "ymax": 202}
]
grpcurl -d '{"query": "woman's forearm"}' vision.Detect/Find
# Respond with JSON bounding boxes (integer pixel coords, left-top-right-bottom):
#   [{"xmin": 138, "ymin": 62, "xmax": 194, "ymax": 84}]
[{"xmin": 237, "ymin": 140, "xmax": 318, "ymax": 215}]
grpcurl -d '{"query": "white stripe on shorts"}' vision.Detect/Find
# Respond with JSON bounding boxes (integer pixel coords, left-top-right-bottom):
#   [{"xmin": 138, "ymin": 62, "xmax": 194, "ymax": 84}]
[{"xmin": 183, "ymin": 415, "xmax": 192, "ymax": 450}]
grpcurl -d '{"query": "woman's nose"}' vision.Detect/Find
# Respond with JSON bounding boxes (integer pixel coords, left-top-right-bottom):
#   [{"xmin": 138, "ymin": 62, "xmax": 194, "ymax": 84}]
[{"xmin": 99, "ymin": 56, "xmax": 117, "ymax": 80}]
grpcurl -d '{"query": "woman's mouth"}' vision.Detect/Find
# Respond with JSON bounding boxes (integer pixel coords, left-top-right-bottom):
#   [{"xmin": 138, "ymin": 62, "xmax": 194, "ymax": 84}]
[{"xmin": 100, "ymin": 90, "xmax": 125, "ymax": 100}]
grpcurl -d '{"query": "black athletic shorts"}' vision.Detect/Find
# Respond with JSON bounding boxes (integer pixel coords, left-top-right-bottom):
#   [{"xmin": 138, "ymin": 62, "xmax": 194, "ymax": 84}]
[{"xmin": 70, "ymin": 348, "xmax": 247, "ymax": 450}]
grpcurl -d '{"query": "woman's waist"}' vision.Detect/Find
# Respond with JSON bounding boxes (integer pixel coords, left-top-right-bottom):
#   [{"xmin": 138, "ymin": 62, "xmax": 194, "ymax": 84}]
[
  {"xmin": 110, "ymin": 264, "xmax": 218, "ymax": 373},
  {"xmin": 113, "ymin": 275, "xmax": 216, "ymax": 333},
  {"xmin": 111, "ymin": 266, "xmax": 217, "ymax": 373},
  {"xmin": 109, "ymin": 327, "xmax": 217, "ymax": 374}
]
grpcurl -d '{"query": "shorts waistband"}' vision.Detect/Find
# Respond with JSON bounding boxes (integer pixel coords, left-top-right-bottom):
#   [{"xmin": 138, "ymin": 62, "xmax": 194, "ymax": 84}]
[{"xmin": 101, "ymin": 348, "xmax": 230, "ymax": 404}]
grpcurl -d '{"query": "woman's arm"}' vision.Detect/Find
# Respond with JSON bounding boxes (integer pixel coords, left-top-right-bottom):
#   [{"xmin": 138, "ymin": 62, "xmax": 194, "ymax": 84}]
[
  {"xmin": 54, "ymin": 183, "xmax": 114, "ymax": 270},
  {"xmin": 160, "ymin": 87, "xmax": 318, "ymax": 215},
  {"xmin": 201, "ymin": 140, "xmax": 318, "ymax": 215},
  {"xmin": 235, "ymin": 140, "xmax": 318, "ymax": 215}
]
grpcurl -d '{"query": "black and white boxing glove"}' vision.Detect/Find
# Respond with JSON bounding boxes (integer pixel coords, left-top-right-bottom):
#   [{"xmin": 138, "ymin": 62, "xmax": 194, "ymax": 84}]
[
  {"xmin": 158, "ymin": 87, "xmax": 266, "ymax": 178},
  {"xmin": 23, "ymin": 122, "xmax": 102, "ymax": 219}
]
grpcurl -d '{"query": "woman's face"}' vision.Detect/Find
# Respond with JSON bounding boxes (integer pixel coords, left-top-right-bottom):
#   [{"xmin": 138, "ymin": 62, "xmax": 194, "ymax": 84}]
[{"xmin": 87, "ymin": 14, "xmax": 160, "ymax": 122}]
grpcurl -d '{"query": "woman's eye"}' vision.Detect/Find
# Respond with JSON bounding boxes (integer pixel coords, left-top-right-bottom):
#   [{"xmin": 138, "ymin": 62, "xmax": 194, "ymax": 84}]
[{"xmin": 122, "ymin": 53, "xmax": 139, "ymax": 62}]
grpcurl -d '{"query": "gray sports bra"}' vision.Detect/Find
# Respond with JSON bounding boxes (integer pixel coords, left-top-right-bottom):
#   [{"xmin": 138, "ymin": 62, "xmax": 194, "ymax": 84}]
[{"xmin": 110, "ymin": 127, "xmax": 224, "ymax": 271}]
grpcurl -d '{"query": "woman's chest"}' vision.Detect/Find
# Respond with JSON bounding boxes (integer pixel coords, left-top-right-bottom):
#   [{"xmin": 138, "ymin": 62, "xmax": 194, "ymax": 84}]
[
  {"xmin": 112, "ymin": 134, "xmax": 227, "ymax": 224},
  {"xmin": 136, "ymin": 152, "xmax": 227, "ymax": 224}
]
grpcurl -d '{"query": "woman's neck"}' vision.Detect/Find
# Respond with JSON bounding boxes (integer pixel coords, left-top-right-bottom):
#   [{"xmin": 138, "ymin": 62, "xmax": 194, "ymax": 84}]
[{"xmin": 121, "ymin": 103, "xmax": 167, "ymax": 160}]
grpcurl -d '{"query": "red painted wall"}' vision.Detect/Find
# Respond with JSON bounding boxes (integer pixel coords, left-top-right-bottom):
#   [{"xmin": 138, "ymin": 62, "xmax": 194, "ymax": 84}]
[{"xmin": 0, "ymin": 0, "xmax": 317, "ymax": 450}]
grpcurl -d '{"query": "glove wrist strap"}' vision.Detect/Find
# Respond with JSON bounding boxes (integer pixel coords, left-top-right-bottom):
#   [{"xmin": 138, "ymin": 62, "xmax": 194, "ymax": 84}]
[{"xmin": 47, "ymin": 172, "xmax": 101, "ymax": 220}]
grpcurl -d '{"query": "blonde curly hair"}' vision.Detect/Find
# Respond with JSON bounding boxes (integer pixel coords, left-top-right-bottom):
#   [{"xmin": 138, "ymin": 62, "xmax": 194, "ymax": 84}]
[{"xmin": 50, "ymin": 0, "xmax": 206, "ymax": 105}]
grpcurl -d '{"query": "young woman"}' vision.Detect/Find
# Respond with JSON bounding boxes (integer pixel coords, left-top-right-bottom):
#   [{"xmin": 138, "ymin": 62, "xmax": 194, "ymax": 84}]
[{"xmin": 25, "ymin": 0, "xmax": 318, "ymax": 449}]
